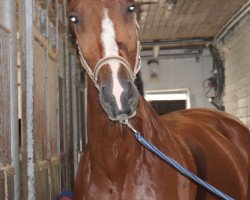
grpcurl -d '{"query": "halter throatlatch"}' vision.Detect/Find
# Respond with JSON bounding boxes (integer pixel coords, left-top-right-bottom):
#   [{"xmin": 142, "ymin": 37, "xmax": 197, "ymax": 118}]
[{"xmin": 78, "ymin": 40, "xmax": 142, "ymax": 90}]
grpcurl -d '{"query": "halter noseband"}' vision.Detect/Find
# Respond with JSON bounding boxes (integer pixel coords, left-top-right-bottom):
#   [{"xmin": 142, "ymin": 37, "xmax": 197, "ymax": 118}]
[{"xmin": 78, "ymin": 40, "xmax": 142, "ymax": 90}]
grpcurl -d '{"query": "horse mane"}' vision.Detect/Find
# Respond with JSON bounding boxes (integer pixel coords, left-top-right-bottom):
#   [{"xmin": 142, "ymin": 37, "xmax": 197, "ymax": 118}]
[{"xmin": 135, "ymin": 71, "xmax": 144, "ymax": 96}]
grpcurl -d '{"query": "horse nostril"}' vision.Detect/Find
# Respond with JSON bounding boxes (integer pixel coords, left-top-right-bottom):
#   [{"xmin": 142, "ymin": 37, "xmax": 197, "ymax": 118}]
[
  {"xmin": 100, "ymin": 86, "xmax": 111, "ymax": 106},
  {"xmin": 126, "ymin": 82, "xmax": 134, "ymax": 100},
  {"xmin": 103, "ymin": 93, "xmax": 109, "ymax": 104},
  {"xmin": 127, "ymin": 108, "xmax": 132, "ymax": 115}
]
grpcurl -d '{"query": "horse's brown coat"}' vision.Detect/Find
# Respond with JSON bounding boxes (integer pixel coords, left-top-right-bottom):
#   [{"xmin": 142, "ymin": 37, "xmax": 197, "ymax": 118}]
[
  {"xmin": 73, "ymin": 88, "xmax": 250, "ymax": 199},
  {"xmin": 69, "ymin": 1, "xmax": 250, "ymax": 199}
]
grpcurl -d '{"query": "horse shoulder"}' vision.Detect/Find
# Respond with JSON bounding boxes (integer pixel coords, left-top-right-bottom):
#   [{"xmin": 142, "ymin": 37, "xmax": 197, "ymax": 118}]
[
  {"xmin": 168, "ymin": 108, "xmax": 250, "ymax": 164},
  {"xmin": 160, "ymin": 108, "xmax": 250, "ymax": 199}
]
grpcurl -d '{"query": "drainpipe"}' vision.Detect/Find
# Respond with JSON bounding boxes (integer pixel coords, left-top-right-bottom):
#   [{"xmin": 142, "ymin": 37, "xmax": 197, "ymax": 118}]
[
  {"xmin": 19, "ymin": 0, "xmax": 36, "ymax": 199},
  {"xmin": 141, "ymin": 37, "xmax": 213, "ymax": 48}
]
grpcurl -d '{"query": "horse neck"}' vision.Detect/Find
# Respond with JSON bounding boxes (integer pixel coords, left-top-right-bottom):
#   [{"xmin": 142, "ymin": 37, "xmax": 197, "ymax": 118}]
[
  {"xmin": 86, "ymin": 80, "xmax": 182, "ymax": 188},
  {"xmin": 86, "ymin": 79, "xmax": 178, "ymax": 162},
  {"xmin": 86, "ymin": 80, "xmax": 138, "ymax": 156}
]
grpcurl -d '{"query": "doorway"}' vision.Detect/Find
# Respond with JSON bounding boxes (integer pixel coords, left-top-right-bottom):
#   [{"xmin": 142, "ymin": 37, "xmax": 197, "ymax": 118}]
[{"xmin": 145, "ymin": 89, "xmax": 190, "ymax": 115}]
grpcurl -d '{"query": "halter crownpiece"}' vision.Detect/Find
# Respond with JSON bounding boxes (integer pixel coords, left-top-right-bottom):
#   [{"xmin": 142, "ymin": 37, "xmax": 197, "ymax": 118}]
[{"xmin": 77, "ymin": 40, "xmax": 142, "ymax": 90}]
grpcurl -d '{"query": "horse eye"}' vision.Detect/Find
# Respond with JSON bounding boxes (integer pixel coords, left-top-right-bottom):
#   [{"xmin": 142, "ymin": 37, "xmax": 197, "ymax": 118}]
[
  {"xmin": 68, "ymin": 15, "xmax": 79, "ymax": 24},
  {"xmin": 127, "ymin": 4, "xmax": 136, "ymax": 13}
]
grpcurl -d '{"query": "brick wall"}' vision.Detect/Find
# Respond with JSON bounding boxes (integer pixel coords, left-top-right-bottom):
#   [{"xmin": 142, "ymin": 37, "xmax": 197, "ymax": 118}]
[{"xmin": 218, "ymin": 17, "xmax": 250, "ymax": 128}]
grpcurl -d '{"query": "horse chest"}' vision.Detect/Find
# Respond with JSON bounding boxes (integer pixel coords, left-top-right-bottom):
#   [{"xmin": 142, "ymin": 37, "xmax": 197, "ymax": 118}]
[
  {"xmin": 79, "ymin": 154, "xmax": 187, "ymax": 200},
  {"xmin": 120, "ymin": 157, "xmax": 191, "ymax": 200},
  {"xmin": 122, "ymin": 165, "xmax": 158, "ymax": 199}
]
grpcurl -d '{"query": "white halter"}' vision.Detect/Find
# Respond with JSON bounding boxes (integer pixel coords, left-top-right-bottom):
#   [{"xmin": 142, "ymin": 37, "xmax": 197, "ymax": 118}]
[{"xmin": 78, "ymin": 40, "xmax": 142, "ymax": 90}]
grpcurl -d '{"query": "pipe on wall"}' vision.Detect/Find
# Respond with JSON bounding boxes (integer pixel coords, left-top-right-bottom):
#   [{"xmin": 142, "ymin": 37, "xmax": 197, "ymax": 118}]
[
  {"xmin": 141, "ymin": 37, "xmax": 213, "ymax": 49},
  {"xmin": 141, "ymin": 52, "xmax": 201, "ymax": 60},
  {"xmin": 19, "ymin": 0, "xmax": 36, "ymax": 199}
]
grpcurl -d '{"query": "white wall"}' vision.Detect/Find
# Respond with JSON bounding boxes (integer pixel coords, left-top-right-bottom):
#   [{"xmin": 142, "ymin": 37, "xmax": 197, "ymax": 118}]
[
  {"xmin": 141, "ymin": 51, "xmax": 214, "ymax": 108},
  {"xmin": 217, "ymin": 16, "xmax": 250, "ymax": 128}
]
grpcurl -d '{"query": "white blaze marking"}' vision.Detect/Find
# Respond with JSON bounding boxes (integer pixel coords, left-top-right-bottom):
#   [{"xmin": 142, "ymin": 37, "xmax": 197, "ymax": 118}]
[{"xmin": 101, "ymin": 9, "xmax": 123, "ymax": 110}]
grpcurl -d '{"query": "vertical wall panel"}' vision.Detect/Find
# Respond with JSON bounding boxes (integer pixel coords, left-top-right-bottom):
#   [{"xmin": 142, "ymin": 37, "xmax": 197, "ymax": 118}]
[
  {"xmin": 48, "ymin": 56, "xmax": 57, "ymax": 157},
  {"xmin": 58, "ymin": 77, "xmax": 67, "ymax": 191},
  {"xmin": 0, "ymin": 173, "xmax": 15, "ymax": 200},
  {"xmin": 0, "ymin": 0, "xmax": 19, "ymax": 199},
  {"xmin": 18, "ymin": 0, "xmax": 86, "ymax": 198},
  {"xmin": 34, "ymin": 40, "xmax": 47, "ymax": 160},
  {"xmin": 219, "ymin": 16, "xmax": 250, "ymax": 128},
  {"xmin": 0, "ymin": 27, "xmax": 11, "ymax": 165}
]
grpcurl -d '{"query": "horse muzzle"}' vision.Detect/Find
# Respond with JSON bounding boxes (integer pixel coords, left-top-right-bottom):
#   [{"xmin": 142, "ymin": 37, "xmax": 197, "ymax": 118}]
[{"xmin": 99, "ymin": 79, "xmax": 139, "ymax": 121}]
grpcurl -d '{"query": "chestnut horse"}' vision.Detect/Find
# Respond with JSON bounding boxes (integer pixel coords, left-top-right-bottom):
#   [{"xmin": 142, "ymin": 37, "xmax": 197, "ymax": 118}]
[{"xmin": 68, "ymin": 0, "xmax": 250, "ymax": 199}]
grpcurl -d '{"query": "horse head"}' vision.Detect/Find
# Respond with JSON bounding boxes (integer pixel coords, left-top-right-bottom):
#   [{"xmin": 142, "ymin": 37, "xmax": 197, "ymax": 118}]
[{"xmin": 68, "ymin": 0, "xmax": 141, "ymax": 121}]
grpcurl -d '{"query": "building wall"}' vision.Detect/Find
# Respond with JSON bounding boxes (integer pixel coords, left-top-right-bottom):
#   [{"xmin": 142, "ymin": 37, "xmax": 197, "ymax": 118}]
[
  {"xmin": 17, "ymin": 1, "xmax": 86, "ymax": 199},
  {"xmin": 0, "ymin": 0, "xmax": 19, "ymax": 199},
  {"xmin": 141, "ymin": 51, "xmax": 214, "ymax": 108},
  {"xmin": 218, "ymin": 16, "xmax": 250, "ymax": 128}
]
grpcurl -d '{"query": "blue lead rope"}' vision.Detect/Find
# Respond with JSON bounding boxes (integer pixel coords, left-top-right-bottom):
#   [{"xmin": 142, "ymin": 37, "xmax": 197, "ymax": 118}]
[{"xmin": 121, "ymin": 120, "xmax": 234, "ymax": 200}]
